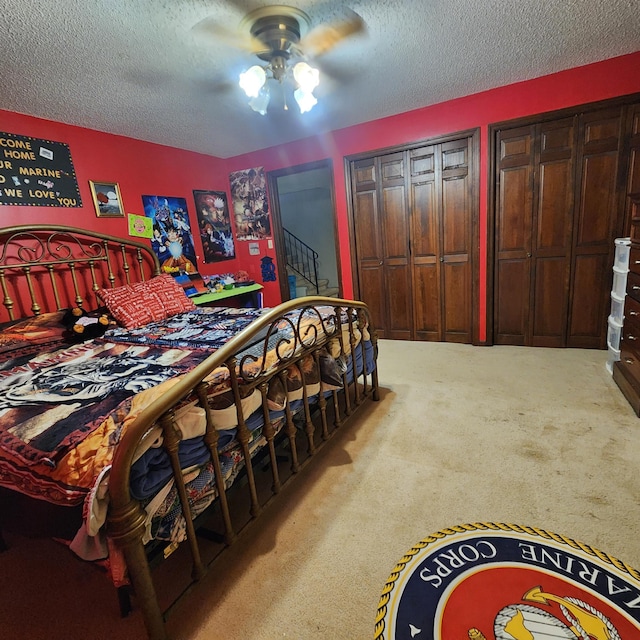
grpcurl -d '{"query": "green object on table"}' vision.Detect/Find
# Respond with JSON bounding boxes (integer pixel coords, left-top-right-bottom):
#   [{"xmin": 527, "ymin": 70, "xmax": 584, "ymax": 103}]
[{"xmin": 190, "ymin": 283, "xmax": 263, "ymax": 306}]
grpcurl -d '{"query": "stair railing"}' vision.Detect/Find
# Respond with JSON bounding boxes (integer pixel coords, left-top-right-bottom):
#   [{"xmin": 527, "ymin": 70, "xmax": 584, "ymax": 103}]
[{"xmin": 283, "ymin": 227, "xmax": 319, "ymax": 294}]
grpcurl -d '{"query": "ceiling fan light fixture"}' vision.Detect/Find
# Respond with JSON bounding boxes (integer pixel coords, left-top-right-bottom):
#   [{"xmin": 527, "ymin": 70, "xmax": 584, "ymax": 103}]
[
  {"xmin": 239, "ymin": 65, "xmax": 266, "ymax": 98},
  {"xmin": 248, "ymin": 85, "xmax": 271, "ymax": 115},
  {"xmin": 293, "ymin": 61, "xmax": 319, "ymax": 93},
  {"xmin": 294, "ymin": 88, "xmax": 318, "ymax": 114}
]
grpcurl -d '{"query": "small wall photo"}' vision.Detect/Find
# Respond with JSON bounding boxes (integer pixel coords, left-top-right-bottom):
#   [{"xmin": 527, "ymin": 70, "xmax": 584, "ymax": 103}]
[{"xmin": 89, "ymin": 181, "xmax": 124, "ymax": 217}]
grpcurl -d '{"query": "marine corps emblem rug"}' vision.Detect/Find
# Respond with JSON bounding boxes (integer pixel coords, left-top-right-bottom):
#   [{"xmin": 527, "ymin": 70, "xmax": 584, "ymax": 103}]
[{"xmin": 375, "ymin": 523, "xmax": 640, "ymax": 640}]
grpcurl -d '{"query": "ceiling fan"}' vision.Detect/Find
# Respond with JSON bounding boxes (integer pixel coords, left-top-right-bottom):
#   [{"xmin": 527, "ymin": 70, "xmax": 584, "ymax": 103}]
[{"xmin": 194, "ymin": 4, "xmax": 366, "ymax": 114}]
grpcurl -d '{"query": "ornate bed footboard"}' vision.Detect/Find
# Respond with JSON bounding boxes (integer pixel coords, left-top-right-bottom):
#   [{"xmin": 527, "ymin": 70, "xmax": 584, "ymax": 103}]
[{"xmin": 108, "ymin": 297, "xmax": 379, "ymax": 640}]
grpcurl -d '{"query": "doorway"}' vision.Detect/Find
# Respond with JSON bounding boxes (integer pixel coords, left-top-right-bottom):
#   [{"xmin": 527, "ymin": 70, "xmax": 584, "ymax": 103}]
[{"xmin": 267, "ymin": 160, "xmax": 341, "ymax": 301}]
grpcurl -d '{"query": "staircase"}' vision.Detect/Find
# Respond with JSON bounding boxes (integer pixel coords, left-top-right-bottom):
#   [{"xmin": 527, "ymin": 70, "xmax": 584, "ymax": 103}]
[
  {"xmin": 284, "ymin": 227, "xmax": 339, "ymax": 299},
  {"xmin": 288, "ymin": 271, "xmax": 340, "ymax": 298}
]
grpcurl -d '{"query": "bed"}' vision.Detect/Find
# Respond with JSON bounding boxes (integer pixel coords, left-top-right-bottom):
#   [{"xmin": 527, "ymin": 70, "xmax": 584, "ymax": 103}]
[{"xmin": 0, "ymin": 225, "xmax": 379, "ymax": 640}]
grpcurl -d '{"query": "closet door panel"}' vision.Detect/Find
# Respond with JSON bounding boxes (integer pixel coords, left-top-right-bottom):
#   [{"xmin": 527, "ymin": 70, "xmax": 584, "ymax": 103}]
[
  {"xmin": 382, "ymin": 185, "xmax": 409, "ymax": 259},
  {"xmin": 495, "ymin": 127, "xmax": 534, "ymax": 345},
  {"xmin": 354, "ymin": 191, "xmax": 381, "ymax": 261},
  {"xmin": 441, "ymin": 140, "xmax": 471, "ymax": 341},
  {"xmin": 442, "ymin": 175, "xmax": 469, "ymax": 255},
  {"xmin": 569, "ymin": 109, "xmax": 622, "ymax": 347},
  {"xmin": 531, "ymin": 119, "xmax": 575, "ymax": 346},
  {"xmin": 380, "ymin": 154, "xmax": 412, "ymax": 340},
  {"xmin": 497, "ymin": 165, "xmax": 532, "ymax": 254},
  {"xmin": 575, "ymin": 154, "xmax": 619, "ymax": 245},
  {"xmin": 568, "ymin": 253, "xmax": 609, "ymax": 347},
  {"xmin": 413, "ymin": 263, "xmax": 439, "ymax": 340},
  {"xmin": 531, "ymin": 257, "xmax": 566, "ymax": 346},
  {"xmin": 536, "ymin": 159, "xmax": 573, "ymax": 253},
  {"xmin": 384, "ymin": 264, "xmax": 412, "ymax": 340},
  {"xmin": 352, "ymin": 157, "xmax": 387, "ymax": 335},
  {"xmin": 410, "ymin": 156, "xmax": 438, "ymax": 258},
  {"xmin": 443, "ymin": 260, "xmax": 471, "ymax": 341},
  {"xmin": 411, "ymin": 175, "xmax": 439, "ymax": 340},
  {"xmin": 627, "ymin": 106, "xmax": 640, "ymax": 240},
  {"xmin": 495, "ymin": 259, "xmax": 529, "ymax": 344},
  {"xmin": 359, "ymin": 266, "xmax": 386, "ymax": 338}
]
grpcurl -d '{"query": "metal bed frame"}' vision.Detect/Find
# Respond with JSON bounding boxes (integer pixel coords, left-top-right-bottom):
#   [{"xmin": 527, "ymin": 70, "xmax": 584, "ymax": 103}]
[{"xmin": 0, "ymin": 225, "xmax": 379, "ymax": 640}]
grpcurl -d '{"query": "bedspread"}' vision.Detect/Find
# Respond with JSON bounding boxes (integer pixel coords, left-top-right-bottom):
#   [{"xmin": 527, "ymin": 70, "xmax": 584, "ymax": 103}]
[
  {"xmin": 0, "ymin": 341, "xmax": 207, "ymax": 504},
  {"xmin": 0, "ymin": 304, "xmax": 348, "ymax": 506}
]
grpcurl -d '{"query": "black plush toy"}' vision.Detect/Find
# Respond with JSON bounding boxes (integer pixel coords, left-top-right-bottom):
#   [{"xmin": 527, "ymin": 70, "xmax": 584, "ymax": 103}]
[{"xmin": 62, "ymin": 307, "xmax": 111, "ymax": 342}]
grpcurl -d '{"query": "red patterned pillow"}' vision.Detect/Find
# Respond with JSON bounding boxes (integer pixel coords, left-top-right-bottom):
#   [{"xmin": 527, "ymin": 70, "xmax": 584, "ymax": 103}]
[
  {"xmin": 97, "ymin": 274, "xmax": 196, "ymax": 329},
  {"xmin": 148, "ymin": 273, "xmax": 197, "ymax": 317}
]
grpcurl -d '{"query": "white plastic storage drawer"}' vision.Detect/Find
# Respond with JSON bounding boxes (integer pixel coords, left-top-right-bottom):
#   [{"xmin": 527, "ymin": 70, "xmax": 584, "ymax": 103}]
[
  {"xmin": 606, "ymin": 342, "xmax": 621, "ymax": 375},
  {"xmin": 614, "ymin": 237, "xmax": 631, "ymax": 271},
  {"xmin": 612, "ymin": 267, "xmax": 629, "ymax": 298},
  {"xmin": 607, "ymin": 316, "xmax": 623, "ymax": 349},
  {"xmin": 610, "ymin": 292, "xmax": 626, "ymax": 324}
]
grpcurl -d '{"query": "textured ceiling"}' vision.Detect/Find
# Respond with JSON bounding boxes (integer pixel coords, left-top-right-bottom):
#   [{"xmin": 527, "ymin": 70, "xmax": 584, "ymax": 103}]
[{"xmin": 1, "ymin": 0, "xmax": 639, "ymax": 158}]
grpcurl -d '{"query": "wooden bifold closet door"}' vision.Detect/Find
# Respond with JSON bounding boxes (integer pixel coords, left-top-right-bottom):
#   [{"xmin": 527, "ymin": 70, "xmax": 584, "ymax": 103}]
[
  {"xmin": 493, "ymin": 104, "xmax": 630, "ymax": 348},
  {"xmin": 349, "ymin": 132, "xmax": 477, "ymax": 342}
]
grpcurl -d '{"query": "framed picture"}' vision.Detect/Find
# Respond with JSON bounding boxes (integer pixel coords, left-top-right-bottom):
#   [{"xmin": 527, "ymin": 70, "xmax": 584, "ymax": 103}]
[{"xmin": 89, "ymin": 181, "xmax": 125, "ymax": 217}]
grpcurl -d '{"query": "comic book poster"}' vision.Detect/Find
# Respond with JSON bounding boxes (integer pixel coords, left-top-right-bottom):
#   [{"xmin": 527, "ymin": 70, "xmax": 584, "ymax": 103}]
[
  {"xmin": 192, "ymin": 189, "xmax": 236, "ymax": 263},
  {"xmin": 228, "ymin": 166, "xmax": 272, "ymax": 241},
  {"xmin": 141, "ymin": 195, "xmax": 197, "ymax": 274}
]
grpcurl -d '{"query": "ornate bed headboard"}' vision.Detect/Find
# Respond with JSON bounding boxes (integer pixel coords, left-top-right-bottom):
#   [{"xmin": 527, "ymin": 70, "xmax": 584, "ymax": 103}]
[{"xmin": 0, "ymin": 225, "xmax": 160, "ymax": 323}]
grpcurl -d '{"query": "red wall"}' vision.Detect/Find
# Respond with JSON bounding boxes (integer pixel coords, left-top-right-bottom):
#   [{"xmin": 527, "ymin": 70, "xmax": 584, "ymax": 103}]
[
  {"xmin": 2, "ymin": 51, "xmax": 640, "ymax": 334},
  {"xmin": 0, "ymin": 111, "xmax": 244, "ymax": 280},
  {"xmin": 228, "ymin": 50, "xmax": 640, "ymax": 340}
]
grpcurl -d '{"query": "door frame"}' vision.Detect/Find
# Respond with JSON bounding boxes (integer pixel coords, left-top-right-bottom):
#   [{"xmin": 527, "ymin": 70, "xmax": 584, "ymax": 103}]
[
  {"xmin": 344, "ymin": 128, "xmax": 481, "ymax": 344},
  {"xmin": 266, "ymin": 159, "xmax": 342, "ymax": 302}
]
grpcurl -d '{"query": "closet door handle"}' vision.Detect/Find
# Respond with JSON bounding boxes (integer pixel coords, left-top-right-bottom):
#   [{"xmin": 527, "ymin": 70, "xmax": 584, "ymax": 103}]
[
  {"xmin": 526, "ymin": 252, "xmax": 532, "ymax": 258},
  {"xmin": 628, "ymin": 335, "xmax": 637, "ymax": 341},
  {"xmin": 630, "ymin": 311, "xmax": 639, "ymax": 317}
]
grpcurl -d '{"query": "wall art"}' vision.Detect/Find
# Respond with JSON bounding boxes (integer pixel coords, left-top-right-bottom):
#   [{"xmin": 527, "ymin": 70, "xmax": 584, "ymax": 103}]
[
  {"xmin": 228, "ymin": 166, "xmax": 272, "ymax": 241},
  {"xmin": 192, "ymin": 189, "xmax": 236, "ymax": 263},
  {"xmin": 0, "ymin": 131, "xmax": 81, "ymax": 207},
  {"xmin": 141, "ymin": 195, "xmax": 197, "ymax": 274},
  {"xmin": 90, "ymin": 181, "xmax": 124, "ymax": 217},
  {"xmin": 128, "ymin": 213, "xmax": 153, "ymax": 238}
]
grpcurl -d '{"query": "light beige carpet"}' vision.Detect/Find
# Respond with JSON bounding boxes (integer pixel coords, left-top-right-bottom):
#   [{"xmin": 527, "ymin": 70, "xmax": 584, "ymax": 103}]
[{"xmin": 1, "ymin": 340, "xmax": 639, "ymax": 640}]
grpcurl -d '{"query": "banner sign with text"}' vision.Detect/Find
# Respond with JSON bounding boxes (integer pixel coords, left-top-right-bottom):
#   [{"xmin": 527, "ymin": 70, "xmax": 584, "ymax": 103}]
[{"xmin": 0, "ymin": 132, "xmax": 82, "ymax": 207}]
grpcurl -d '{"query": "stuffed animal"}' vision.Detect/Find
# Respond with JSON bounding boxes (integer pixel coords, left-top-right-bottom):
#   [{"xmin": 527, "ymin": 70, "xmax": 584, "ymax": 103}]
[{"xmin": 62, "ymin": 307, "xmax": 111, "ymax": 341}]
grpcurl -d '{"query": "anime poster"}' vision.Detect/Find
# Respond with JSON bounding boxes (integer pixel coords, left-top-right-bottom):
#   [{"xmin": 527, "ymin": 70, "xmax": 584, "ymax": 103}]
[
  {"xmin": 141, "ymin": 195, "xmax": 197, "ymax": 274},
  {"xmin": 228, "ymin": 166, "xmax": 272, "ymax": 241},
  {"xmin": 192, "ymin": 190, "xmax": 236, "ymax": 263}
]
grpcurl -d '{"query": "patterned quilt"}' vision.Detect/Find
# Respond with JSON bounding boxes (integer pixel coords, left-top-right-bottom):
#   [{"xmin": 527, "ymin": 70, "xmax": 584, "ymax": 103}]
[
  {"xmin": 103, "ymin": 306, "xmax": 267, "ymax": 350},
  {"xmin": 0, "ymin": 305, "xmax": 341, "ymax": 506}
]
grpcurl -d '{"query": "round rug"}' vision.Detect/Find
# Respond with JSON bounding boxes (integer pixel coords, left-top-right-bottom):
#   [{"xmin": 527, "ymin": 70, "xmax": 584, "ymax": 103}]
[{"xmin": 375, "ymin": 523, "xmax": 640, "ymax": 640}]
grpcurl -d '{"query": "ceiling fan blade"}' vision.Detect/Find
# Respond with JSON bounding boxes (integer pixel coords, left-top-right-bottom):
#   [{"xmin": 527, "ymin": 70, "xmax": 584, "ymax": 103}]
[
  {"xmin": 191, "ymin": 16, "xmax": 268, "ymax": 55},
  {"xmin": 297, "ymin": 9, "xmax": 365, "ymax": 58}
]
